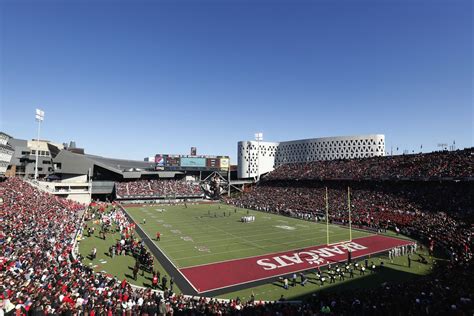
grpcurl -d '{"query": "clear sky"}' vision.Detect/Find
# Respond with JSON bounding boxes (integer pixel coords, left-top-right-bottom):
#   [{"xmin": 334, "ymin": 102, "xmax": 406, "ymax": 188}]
[{"xmin": 0, "ymin": 0, "xmax": 472, "ymax": 162}]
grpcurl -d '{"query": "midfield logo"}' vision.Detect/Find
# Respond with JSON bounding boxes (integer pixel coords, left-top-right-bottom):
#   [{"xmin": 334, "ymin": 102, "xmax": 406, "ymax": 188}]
[{"xmin": 256, "ymin": 242, "xmax": 367, "ymax": 270}]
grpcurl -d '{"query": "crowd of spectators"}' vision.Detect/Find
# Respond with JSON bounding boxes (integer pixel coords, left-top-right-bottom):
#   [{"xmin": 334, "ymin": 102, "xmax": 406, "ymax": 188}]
[
  {"xmin": 229, "ymin": 181, "xmax": 473, "ymax": 221},
  {"xmin": 266, "ymin": 148, "xmax": 473, "ymax": 181},
  {"xmin": 115, "ymin": 180, "xmax": 202, "ymax": 198},
  {"xmin": 228, "ymin": 181, "xmax": 472, "ymax": 255},
  {"xmin": 1, "ymin": 176, "xmax": 473, "ymax": 315},
  {"xmin": 226, "ymin": 179, "xmax": 473, "ymax": 314},
  {"xmin": 85, "ymin": 207, "xmax": 157, "ymax": 278}
]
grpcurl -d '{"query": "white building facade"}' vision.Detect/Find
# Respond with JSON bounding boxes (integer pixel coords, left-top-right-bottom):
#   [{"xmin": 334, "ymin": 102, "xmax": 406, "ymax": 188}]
[
  {"xmin": 238, "ymin": 135, "xmax": 385, "ymax": 178},
  {"xmin": 237, "ymin": 141, "xmax": 279, "ymax": 179},
  {"xmin": 0, "ymin": 132, "xmax": 14, "ymax": 175}
]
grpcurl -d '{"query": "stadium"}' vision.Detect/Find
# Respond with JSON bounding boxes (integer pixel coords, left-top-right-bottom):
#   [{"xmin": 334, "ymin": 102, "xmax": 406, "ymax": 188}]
[
  {"xmin": 1, "ymin": 128, "xmax": 473, "ymax": 315},
  {"xmin": 1, "ymin": 1, "xmax": 472, "ymax": 315}
]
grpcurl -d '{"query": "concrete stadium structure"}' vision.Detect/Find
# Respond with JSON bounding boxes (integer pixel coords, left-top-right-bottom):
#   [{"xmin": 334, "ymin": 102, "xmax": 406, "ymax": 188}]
[
  {"xmin": 0, "ymin": 132, "xmax": 14, "ymax": 176},
  {"xmin": 2, "ymin": 133, "xmax": 225, "ymax": 202},
  {"xmin": 238, "ymin": 135, "xmax": 385, "ymax": 179}
]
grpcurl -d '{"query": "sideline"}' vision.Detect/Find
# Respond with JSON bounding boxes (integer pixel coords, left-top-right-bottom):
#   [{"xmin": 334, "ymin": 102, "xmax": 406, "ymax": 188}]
[{"xmin": 118, "ymin": 203, "xmax": 200, "ymax": 295}]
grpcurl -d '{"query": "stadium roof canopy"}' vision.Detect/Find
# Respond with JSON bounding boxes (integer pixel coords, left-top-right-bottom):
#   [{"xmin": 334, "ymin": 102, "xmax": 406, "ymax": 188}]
[{"xmin": 54, "ymin": 150, "xmax": 182, "ymax": 179}]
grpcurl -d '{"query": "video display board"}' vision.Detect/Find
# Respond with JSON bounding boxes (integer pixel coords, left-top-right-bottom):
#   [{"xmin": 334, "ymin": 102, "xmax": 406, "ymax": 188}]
[
  {"xmin": 181, "ymin": 157, "xmax": 206, "ymax": 168},
  {"xmin": 155, "ymin": 154, "xmax": 230, "ymax": 171}
]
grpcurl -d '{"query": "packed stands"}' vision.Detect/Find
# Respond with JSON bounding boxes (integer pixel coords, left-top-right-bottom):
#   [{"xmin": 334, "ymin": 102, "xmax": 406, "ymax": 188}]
[
  {"xmin": 228, "ymin": 181, "xmax": 473, "ymax": 222},
  {"xmin": 228, "ymin": 181, "xmax": 473, "ymax": 257},
  {"xmin": 223, "ymin": 150, "xmax": 474, "ymax": 313},
  {"xmin": 115, "ymin": 180, "xmax": 202, "ymax": 198},
  {"xmin": 1, "ymin": 168, "xmax": 473, "ymax": 314},
  {"xmin": 266, "ymin": 148, "xmax": 473, "ymax": 181}
]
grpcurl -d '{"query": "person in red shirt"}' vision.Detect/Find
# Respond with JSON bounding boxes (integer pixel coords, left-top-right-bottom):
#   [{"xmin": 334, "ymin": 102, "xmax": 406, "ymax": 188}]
[
  {"xmin": 152, "ymin": 272, "xmax": 159, "ymax": 289},
  {"xmin": 156, "ymin": 232, "xmax": 160, "ymax": 241}
]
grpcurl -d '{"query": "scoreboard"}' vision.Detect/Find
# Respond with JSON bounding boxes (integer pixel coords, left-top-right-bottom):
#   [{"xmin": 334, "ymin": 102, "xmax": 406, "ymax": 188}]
[{"xmin": 155, "ymin": 154, "xmax": 230, "ymax": 171}]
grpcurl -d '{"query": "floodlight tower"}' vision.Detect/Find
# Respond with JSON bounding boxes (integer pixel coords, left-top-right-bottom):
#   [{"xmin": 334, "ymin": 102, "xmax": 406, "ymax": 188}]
[
  {"xmin": 254, "ymin": 132, "xmax": 263, "ymax": 182},
  {"xmin": 34, "ymin": 109, "xmax": 45, "ymax": 180}
]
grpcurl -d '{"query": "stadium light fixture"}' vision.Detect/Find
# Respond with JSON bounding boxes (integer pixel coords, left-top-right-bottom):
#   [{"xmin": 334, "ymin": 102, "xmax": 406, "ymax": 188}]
[{"xmin": 34, "ymin": 109, "xmax": 45, "ymax": 180}]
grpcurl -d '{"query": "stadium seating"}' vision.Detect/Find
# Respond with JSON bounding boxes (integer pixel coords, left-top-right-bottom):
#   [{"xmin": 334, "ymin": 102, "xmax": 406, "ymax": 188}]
[
  {"xmin": 115, "ymin": 179, "xmax": 202, "ymax": 198},
  {"xmin": 266, "ymin": 148, "xmax": 473, "ymax": 181},
  {"xmin": 1, "ymin": 155, "xmax": 473, "ymax": 315}
]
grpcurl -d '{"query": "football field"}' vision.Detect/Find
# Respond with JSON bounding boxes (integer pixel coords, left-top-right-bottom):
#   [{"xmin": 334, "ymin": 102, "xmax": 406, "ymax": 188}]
[{"xmin": 124, "ymin": 203, "xmax": 412, "ymax": 294}]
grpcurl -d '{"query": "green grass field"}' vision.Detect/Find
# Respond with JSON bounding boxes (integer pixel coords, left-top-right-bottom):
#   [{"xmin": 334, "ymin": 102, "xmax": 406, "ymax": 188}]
[
  {"xmin": 79, "ymin": 203, "xmax": 437, "ymax": 301},
  {"xmin": 125, "ymin": 203, "xmax": 372, "ymax": 268}
]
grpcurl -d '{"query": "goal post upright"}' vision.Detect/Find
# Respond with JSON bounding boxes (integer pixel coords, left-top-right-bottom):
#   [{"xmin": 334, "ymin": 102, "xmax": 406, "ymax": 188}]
[
  {"xmin": 326, "ymin": 186, "xmax": 329, "ymax": 246},
  {"xmin": 348, "ymin": 186, "xmax": 352, "ymax": 242}
]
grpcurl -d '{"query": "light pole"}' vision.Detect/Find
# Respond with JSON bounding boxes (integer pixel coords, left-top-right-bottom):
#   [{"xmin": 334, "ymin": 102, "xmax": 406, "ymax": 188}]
[
  {"xmin": 89, "ymin": 168, "xmax": 93, "ymax": 203},
  {"xmin": 254, "ymin": 132, "xmax": 263, "ymax": 181},
  {"xmin": 34, "ymin": 109, "xmax": 45, "ymax": 180}
]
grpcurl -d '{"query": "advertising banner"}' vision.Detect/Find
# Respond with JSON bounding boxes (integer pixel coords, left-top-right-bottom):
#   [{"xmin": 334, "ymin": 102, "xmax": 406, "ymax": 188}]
[
  {"xmin": 220, "ymin": 158, "xmax": 229, "ymax": 171},
  {"xmin": 206, "ymin": 158, "xmax": 220, "ymax": 168},
  {"xmin": 167, "ymin": 156, "xmax": 180, "ymax": 167},
  {"xmin": 155, "ymin": 154, "xmax": 166, "ymax": 166}
]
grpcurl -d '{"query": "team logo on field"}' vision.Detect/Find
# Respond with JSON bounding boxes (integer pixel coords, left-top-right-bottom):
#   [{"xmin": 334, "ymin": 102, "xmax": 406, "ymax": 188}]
[
  {"xmin": 181, "ymin": 236, "xmax": 194, "ymax": 242},
  {"xmin": 256, "ymin": 242, "xmax": 368, "ymax": 270}
]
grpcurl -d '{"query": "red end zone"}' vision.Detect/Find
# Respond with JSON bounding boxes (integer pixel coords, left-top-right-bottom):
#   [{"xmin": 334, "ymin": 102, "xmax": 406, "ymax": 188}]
[{"xmin": 180, "ymin": 235, "xmax": 413, "ymax": 293}]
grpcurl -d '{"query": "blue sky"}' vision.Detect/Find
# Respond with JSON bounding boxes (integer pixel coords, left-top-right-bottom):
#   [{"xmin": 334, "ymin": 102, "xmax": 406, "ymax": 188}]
[{"xmin": 0, "ymin": 0, "xmax": 472, "ymax": 162}]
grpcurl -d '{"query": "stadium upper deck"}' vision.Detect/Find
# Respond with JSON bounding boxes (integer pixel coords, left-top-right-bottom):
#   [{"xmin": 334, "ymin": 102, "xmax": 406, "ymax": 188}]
[{"xmin": 264, "ymin": 148, "xmax": 473, "ymax": 181}]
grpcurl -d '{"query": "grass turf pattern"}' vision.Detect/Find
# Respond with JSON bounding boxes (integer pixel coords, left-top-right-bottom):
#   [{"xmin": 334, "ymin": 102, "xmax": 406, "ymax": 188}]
[{"xmin": 125, "ymin": 203, "xmax": 372, "ymax": 268}]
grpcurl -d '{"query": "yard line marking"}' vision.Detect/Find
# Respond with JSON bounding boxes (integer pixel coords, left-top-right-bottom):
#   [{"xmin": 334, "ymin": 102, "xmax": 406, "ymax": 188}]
[
  {"xmin": 140, "ymin": 220, "xmax": 332, "ymax": 238},
  {"xmin": 157, "ymin": 227, "xmax": 356, "ymax": 250},
  {"xmin": 163, "ymin": 230, "xmax": 352, "ymax": 253},
  {"xmin": 131, "ymin": 217, "xmax": 337, "ymax": 237},
  {"xmin": 194, "ymin": 217, "xmax": 268, "ymax": 251},
  {"xmin": 128, "ymin": 207, "xmax": 325, "ymax": 227},
  {"xmin": 170, "ymin": 232, "xmax": 354, "ymax": 262}
]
